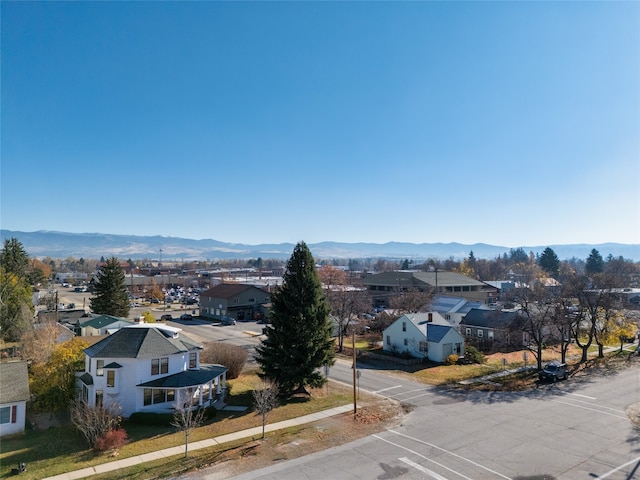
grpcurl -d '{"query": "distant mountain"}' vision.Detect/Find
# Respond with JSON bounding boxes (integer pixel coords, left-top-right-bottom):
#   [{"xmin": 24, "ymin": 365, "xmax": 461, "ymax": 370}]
[{"xmin": 1, "ymin": 230, "xmax": 639, "ymax": 261}]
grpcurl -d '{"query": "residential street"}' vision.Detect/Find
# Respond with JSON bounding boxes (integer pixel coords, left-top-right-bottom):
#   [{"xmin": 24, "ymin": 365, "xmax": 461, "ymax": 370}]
[{"xmin": 227, "ymin": 359, "xmax": 640, "ymax": 480}]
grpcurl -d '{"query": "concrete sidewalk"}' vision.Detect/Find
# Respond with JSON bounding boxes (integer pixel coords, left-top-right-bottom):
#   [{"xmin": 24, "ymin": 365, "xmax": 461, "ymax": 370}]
[{"xmin": 43, "ymin": 404, "xmax": 353, "ymax": 480}]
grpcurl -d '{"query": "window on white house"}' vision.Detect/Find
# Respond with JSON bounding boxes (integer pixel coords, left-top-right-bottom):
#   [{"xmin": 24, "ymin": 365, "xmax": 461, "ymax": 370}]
[
  {"xmin": 477, "ymin": 330, "xmax": 484, "ymax": 338},
  {"xmin": 151, "ymin": 358, "xmax": 169, "ymax": 375},
  {"xmin": 0, "ymin": 406, "xmax": 12, "ymax": 424},
  {"xmin": 386, "ymin": 335, "xmax": 390, "ymax": 346},
  {"xmin": 419, "ymin": 341, "xmax": 427, "ymax": 352},
  {"xmin": 96, "ymin": 359, "xmax": 104, "ymax": 376},
  {"xmin": 106, "ymin": 370, "xmax": 115, "ymax": 388},
  {"xmin": 189, "ymin": 352, "xmax": 197, "ymax": 369},
  {"xmin": 404, "ymin": 338, "xmax": 408, "ymax": 346},
  {"xmin": 96, "ymin": 390, "xmax": 103, "ymax": 407},
  {"xmin": 466, "ymin": 328, "xmax": 471, "ymax": 336},
  {"xmin": 402, "ymin": 322, "xmax": 406, "ymax": 332}
]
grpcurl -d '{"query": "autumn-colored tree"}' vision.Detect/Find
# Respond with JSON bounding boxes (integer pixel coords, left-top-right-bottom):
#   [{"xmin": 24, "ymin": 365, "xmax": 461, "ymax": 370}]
[
  {"xmin": 30, "ymin": 337, "xmax": 88, "ymax": 411},
  {"xmin": 141, "ymin": 310, "xmax": 156, "ymax": 323}
]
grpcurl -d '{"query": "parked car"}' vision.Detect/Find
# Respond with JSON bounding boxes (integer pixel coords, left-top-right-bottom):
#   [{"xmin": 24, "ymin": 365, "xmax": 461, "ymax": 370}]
[
  {"xmin": 160, "ymin": 314, "xmax": 173, "ymax": 321},
  {"xmin": 539, "ymin": 361, "xmax": 568, "ymax": 382},
  {"xmin": 180, "ymin": 313, "xmax": 193, "ymax": 321}
]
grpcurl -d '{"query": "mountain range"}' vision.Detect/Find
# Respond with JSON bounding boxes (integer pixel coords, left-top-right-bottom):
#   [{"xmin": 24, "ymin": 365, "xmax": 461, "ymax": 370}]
[{"xmin": 2, "ymin": 230, "xmax": 639, "ymax": 262}]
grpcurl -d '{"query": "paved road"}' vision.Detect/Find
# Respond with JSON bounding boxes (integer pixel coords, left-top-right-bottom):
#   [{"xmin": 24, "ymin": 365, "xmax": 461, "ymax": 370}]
[{"xmin": 231, "ymin": 360, "xmax": 640, "ymax": 480}]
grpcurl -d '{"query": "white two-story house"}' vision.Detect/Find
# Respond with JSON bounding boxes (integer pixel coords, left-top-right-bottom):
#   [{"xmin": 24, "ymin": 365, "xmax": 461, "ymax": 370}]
[
  {"xmin": 78, "ymin": 324, "xmax": 227, "ymax": 418},
  {"xmin": 382, "ymin": 312, "xmax": 465, "ymax": 363}
]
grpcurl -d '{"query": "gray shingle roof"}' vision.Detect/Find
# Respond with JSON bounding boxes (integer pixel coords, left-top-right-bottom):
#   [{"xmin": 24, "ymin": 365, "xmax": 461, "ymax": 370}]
[
  {"xmin": 200, "ymin": 283, "xmax": 267, "ymax": 299},
  {"xmin": 460, "ymin": 309, "xmax": 522, "ymax": 329},
  {"xmin": 84, "ymin": 326, "xmax": 201, "ymax": 359},
  {"xmin": 79, "ymin": 314, "xmax": 132, "ymax": 329},
  {"xmin": 0, "ymin": 361, "xmax": 30, "ymax": 403},
  {"xmin": 137, "ymin": 364, "xmax": 228, "ymax": 388}
]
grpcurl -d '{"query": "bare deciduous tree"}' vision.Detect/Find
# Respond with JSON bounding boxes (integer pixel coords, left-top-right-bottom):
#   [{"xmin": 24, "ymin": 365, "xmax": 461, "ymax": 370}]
[
  {"xmin": 252, "ymin": 380, "xmax": 279, "ymax": 440},
  {"xmin": 171, "ymin": 390, "xmax": 206, "ymax": 458}
]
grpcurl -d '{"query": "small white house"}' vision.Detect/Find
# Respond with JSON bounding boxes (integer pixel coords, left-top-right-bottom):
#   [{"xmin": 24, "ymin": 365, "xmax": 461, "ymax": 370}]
[
  {"xmin": 382, "ymin": 312, "xmax": 465, "ymax": 363},
  {"xmin": 77, "ymin": 314, "xmax": 134, "ymax": 337},
  {"xmin": 78, "ymin": 324, "xmax": 227, "ymax": 418},
  {"xmin": 0, "ymin": 361, "xmax": 30, "ymax": 437}
]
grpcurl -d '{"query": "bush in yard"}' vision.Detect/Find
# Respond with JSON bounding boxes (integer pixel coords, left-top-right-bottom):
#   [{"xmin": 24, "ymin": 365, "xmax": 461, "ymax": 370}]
[
  {"xmin": 128, "ymin": 411, "xmax": 174, "ymax": 426},
  {"xmin": 464, "ymin": 346, "xmax": 484, "ymax": 364},
  {"xmin": 95, "ymin": 428, "xmax": 128, "ymax": 451},
  {"xmin": 446, "ymin": 354, "xmax": 459, "ymax": 365},
  {"xmin": 70, "ymin": 401, "xmax": 123, "ymax": 450},
  {"xmin": 200, "ymin": 342, "xmax": 248, "ymax": 379}
]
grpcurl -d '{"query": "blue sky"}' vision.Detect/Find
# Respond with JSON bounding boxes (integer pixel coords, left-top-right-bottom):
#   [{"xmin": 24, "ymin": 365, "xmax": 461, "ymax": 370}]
[{"xmin": 2, "ymin": 1, "xmax": 638, "ymax": 247}]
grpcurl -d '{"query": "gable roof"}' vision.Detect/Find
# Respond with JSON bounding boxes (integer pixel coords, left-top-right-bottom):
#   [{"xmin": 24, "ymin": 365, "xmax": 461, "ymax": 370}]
[
  {"xmin": 84, "ymin": 326, "xmax": 201, "ymax": 359},
  {"xmin": 0, "ymin": 361, "xmax": 30, "ymax": 403},
  {"xmin": 460, "ymin": 308, "xmax": 522, "ymax": 329},
  {"xmin": 200, "ymin": 283, "xmax": 268, "ymax": 299},
  {"xmin": 79, "ymin": 314, "xmax": 133, "ymax": 329},
  {"xmin": 425, "ymin": 324, "xmax": 456, "ymax": 343},
  {"xmin": 137, "ymin": 364, "xmax": 228, "ymax": 388},
  {"xmin": 430, "ymin": 295, "xmax": 485, "ymax": 315},
  {"xmin": 387, "ymin": 314, "xmax": 460, "ymax": 344}
]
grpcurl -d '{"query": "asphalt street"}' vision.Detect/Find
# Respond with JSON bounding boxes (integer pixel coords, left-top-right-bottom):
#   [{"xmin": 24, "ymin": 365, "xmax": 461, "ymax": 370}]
[{"xmin": 229, "ymin": 360, "xmax": 640, "ymax": 480}]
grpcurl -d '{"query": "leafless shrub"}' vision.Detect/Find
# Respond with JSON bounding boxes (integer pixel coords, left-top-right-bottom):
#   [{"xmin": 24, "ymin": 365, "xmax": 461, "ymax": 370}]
[
  {"xmin": 70, "ymin": 401, "xmax": 123, "ymax": 450},
  {"xmin": 200, "ymin": 342, "xmax": 248, "ymax": 378}
]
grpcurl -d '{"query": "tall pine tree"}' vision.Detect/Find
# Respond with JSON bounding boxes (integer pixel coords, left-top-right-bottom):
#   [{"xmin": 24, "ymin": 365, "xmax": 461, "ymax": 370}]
[
  {"xmin": 90, "ymin": 257, "xmax": 130, "ymax": 317},
  {"xmin": 255, "ymin": 242, "xmax": 335, "ymax": 396}
]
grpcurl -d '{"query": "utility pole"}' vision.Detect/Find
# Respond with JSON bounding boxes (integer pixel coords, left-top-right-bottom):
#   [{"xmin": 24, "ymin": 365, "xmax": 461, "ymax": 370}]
[{"xmin": 352, "ymin": 329, "xmax": 357, "ymax": 419}]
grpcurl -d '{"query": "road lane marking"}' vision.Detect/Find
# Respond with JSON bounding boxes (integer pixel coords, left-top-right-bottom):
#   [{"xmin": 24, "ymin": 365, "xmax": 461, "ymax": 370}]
[
  {"xmin": 595, "ymin": 454, "xmax": 640, "ymax": 479},
  {"xmin": 373, "ymin": 385, "xmax": 403, "ymax": 394},
  {"xmin": 373, "ymin": 435, "xmax": 474, "ymax": 480},
  {"xmin": 569, "ymin": 393, "xmax": 596, "ymax": 400},
  {"xmin": 400, "ymin": 457, "xmax": 449, "ymax": 480},
  {"xmin": 401, "ymin": 392, "xmax": 436, "ymax": 402},
  {"xmin": 550, "ymin": 399, "xmax": 627, "ymax": 419},
  {"xmin": 560, "ymin": 397, "xmax": 625, "ymax": 414},
  {"xmin": 387, "ymin": 430, "xmax": 513, "ymax": 480}
]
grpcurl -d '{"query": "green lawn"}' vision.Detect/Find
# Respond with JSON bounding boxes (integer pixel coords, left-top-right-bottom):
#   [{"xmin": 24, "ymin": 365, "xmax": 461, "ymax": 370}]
[{"xmin": 0, "ymin": 373, "xmax": 353, "ymax": 480}]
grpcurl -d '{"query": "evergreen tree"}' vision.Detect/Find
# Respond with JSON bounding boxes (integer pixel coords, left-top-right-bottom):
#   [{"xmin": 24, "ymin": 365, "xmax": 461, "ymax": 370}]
[
  {"xmin": 255, "ymin": 242, "xmax": 335, "ymax": 396},
  {"xmin": 585, "ymin": 248, "xmax": 604, "ymax": 274},
  {"xmin": 0, "ymin": 238, "xmax": 34, "ymax": 342},
  {"xmin": 90, "ymin": 257, "xmax": 130, "ymax": 317},
  {"xmin": 0, "ymin": 238, "xmax": 30, "ymax": 277},
  {"xmin": 538, "ymin": 247, "xmax": 560, "ymax": 278}
]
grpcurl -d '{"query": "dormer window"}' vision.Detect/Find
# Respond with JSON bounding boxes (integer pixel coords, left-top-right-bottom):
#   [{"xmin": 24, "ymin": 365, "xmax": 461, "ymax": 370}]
[{"xmin": 189, "ymin": 352, "xmax": 197, "ymax": 369}]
